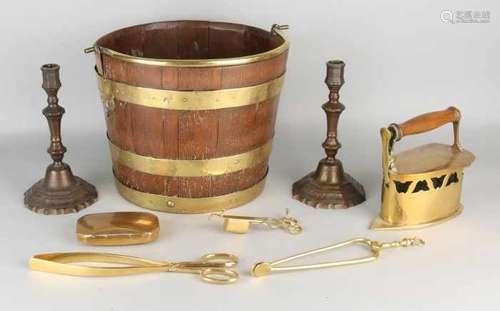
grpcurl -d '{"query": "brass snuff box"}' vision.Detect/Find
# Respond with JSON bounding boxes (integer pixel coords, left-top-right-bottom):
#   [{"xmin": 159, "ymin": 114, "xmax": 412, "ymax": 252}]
[{"xmin": 77, "ymin": 212, "xmax": 160, "ymax": 245}]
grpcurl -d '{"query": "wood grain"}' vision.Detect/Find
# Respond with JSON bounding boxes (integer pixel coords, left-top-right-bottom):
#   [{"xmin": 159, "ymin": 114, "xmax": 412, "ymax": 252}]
[
  {"xmin": 96, "ymin": 20, "xmax": 287, "ymax": 200},
  {"xmin": 102, "ymin": 52, "xmax": 286, "ymax": 90},
  {"xmin": 108, "ymin": 97, "xmax": 279, "ymax": 159},
  {"xmin": 396, "ymin": 107, "xmax": 460, "ymax": 138},
  {"xmin": 114, "ymin": 162, "xmax": 268, "ymax": 197}
]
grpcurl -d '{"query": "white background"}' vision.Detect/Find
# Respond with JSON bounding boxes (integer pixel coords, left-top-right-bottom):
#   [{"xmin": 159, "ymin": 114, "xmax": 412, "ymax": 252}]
[{"xmin": 1, "ymin": 0, "xmax": 499, "ymax": 310}]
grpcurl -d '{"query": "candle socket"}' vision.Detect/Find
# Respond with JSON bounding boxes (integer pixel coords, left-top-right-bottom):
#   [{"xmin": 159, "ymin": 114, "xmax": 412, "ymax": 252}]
[
  {"xmin": 292, "ymin": 60, "xmax": 365, "ymax": 209},
  {"xmin": 24, "ymin": 64, "xmax": 97, "ymax": 215}
]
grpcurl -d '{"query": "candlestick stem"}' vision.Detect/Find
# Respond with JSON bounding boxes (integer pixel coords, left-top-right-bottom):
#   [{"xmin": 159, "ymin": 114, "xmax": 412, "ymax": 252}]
[
  {"xmin": 24, "ymin": 64, "xmax": 98, "ymax": 215},
  {"xmin": 292, "ymin": 60, "xmax": 365, "ymax": 209}
]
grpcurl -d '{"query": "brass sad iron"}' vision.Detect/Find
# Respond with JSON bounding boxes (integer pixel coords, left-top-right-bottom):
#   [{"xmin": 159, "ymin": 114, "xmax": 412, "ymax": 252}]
[
  {"xmin": 371, "ymin": 106, "xmax": 475, "ymax": 230},
  {"xmin": 211, "ymin": 209, "xmax": 303, "ymax": 235}
]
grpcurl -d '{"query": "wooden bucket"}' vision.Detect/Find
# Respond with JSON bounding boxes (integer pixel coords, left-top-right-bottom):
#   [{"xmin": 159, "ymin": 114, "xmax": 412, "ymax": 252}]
[{"xmin": 88, "ymin": 21, "xmax": 288, "ymax": 213}]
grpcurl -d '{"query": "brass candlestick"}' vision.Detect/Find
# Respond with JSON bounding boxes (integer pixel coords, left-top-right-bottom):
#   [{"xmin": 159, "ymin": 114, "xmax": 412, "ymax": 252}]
[
  {"xmin": 292, "ymin": 60, "xmax": 365, "ymax": 209},
  {"xmin": 24, "ymin": 64, "xmax": 97, "ymax": 215}
]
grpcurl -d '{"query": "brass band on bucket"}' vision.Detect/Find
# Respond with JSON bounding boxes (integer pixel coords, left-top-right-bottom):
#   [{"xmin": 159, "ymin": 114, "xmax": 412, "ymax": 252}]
[
  {"xmin": 109, "ymin": 139, "xmax": 273, "ymax": 177},
  {"xmin": 114, "ymin": 174, "xmax": 267, "ymax": 214},
  {"xmin": 91, "ymin": 30, "xmax": 288, "ymax": 68},
  {"xmin": 97, "ymin": 73, "xmax": 284, "ymax": 111}
]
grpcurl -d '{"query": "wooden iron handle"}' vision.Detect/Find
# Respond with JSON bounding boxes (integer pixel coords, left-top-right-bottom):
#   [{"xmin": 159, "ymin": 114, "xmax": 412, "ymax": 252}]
[{"xmin": 390, "ymin": 106, "xmax": 460, "ymax": 141}]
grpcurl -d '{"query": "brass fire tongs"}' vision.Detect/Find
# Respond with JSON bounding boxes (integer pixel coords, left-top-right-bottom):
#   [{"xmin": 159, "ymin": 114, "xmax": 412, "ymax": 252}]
[
  {"xmin": 251, "ymin": 237, "xmax": 424, "ymax": 277},
  {"xmin": 30, "ymin": 252, "xmax": 239, "ymax": 285},
  {"xmin": 211, "ymin": 209, "xmax": 303, "ymax": 234}
]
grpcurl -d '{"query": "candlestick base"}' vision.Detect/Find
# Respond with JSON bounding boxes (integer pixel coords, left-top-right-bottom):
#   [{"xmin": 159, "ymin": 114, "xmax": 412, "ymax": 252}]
[
  {"xmin": 24, "ymin": 163, "xmax": 97, "ymax": 215},
  {"xmin": 292, "ymin": 159, "xmax": 365, "ymax": 209}
]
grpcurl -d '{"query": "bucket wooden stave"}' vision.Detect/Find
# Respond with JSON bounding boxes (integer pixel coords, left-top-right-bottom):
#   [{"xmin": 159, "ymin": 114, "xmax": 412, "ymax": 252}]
[{"xmin": 90, "ymin": 21, "xmax": 288, "ymax": 213}]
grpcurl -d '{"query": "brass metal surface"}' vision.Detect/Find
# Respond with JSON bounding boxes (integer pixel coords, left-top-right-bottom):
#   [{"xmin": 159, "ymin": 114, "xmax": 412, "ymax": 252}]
[
  {"xmin": 371, "ymin": 205, "xmax": 463, "ymax": 230},
  {"xmin": 24, "ymin": 64, "xmax": 97, "ymax": 215},
  {"xmin": 292, "ymin": 60, "xmax": 365, "ymax": 209},
  {"xmin": 76, "ymin": 212, "xmax": 159, "ymax": 246},
  {"xmin": 251, "ymin": 237, "xmax": 424, "ymax": 277},
  {"xmin": 211, "ymin": 209, "xmax": 302, "ymax": 234},
  {"xmin": 97, "ymin": 72, "xmax": 284, "ymax": 111},
  {"xmin": 109, "ymin": 139, "xmax": 272, "ymax": 177},
  {"xmin": 114, "ymin": 174, "xmax": 266, "ymax": 214},
  {"xmin": 372, "ymin": 107, "xmax": 475, "ymax": 230},
  {"xmin": 392, "ymin": 143, "xmax": 474, "ymax": 175},
  {"xmin": 88, "ymin": 27, "xmax": 288, "ymax": 68},
  {"xmin": 30, "ymin": 252, "xmax": 239, "ymax": 284}
]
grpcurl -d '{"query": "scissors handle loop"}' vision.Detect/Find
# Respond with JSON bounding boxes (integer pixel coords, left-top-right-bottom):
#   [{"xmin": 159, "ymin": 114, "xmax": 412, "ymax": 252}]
[
  {"xmin": 200, "ymin": 268, "xmax": 239, "ymax": 284},
  {"xmin": 200, "ymin": 253, "xmax": 238, "ymax": 267},
  {"xmin": 30, "ymin": 252, "xmax": 239, "ymax": 284}
]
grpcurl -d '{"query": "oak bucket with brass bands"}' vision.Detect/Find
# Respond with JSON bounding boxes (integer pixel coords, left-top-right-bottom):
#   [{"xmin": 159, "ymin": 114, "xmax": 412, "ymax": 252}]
[
  {"xmin": 371, "ymin": 107, "xmax": 475, "ymax": 230},
  {"xmin": 87, "ymin": 21, "xmax": 289, "ymax": 213}
]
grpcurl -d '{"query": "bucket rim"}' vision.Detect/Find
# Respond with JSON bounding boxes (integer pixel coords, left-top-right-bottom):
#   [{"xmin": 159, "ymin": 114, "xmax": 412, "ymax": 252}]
[{"xmin": 92, "ymin": 20, "xmax": 289, "ymax": 68}]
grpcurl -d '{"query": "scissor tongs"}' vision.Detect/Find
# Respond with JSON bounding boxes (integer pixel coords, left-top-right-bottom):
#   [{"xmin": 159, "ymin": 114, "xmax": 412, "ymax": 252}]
[{"xmin": 30, "ymin": 252, "xmax": 239, "ymax": 284}]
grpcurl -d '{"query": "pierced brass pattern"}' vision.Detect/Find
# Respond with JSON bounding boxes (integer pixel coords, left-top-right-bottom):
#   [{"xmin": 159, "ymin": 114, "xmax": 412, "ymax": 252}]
[{"xmin": 373, "ymin": 107, "xmax": 475, "ymax": 230}]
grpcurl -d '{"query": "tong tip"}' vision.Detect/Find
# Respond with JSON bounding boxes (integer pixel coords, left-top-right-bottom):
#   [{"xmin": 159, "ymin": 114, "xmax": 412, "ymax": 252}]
[{"xmin": 250, "ymin": 262, "xmax": 272, "ymax": 277}]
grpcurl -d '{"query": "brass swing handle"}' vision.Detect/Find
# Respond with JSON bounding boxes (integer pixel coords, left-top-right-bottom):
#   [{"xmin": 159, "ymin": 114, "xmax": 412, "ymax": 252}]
[{"xmin": 390, "ymin": 106, "xmax": 461, "ymax": 141}]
